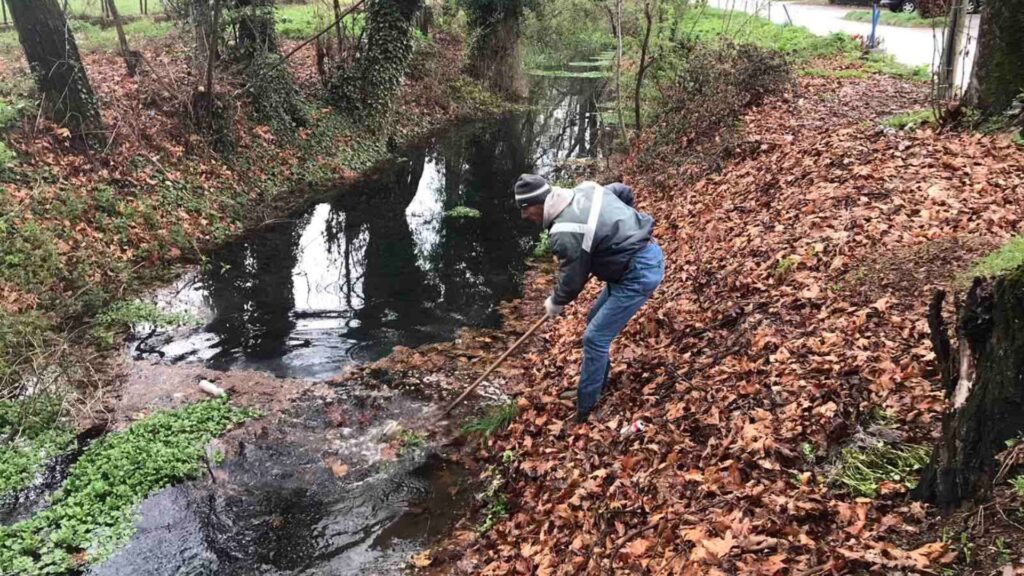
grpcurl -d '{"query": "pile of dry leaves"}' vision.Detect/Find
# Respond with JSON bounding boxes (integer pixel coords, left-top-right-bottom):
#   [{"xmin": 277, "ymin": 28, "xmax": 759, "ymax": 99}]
[{"xmin": 425, "ymin": 67, "xmax": 1024, "ymax": 574}]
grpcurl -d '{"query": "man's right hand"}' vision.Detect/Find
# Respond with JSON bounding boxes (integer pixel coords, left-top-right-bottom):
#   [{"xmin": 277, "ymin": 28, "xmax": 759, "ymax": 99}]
[{"xmin": 544, "ymin": 296, "xmax": 565, "ymax": 318}]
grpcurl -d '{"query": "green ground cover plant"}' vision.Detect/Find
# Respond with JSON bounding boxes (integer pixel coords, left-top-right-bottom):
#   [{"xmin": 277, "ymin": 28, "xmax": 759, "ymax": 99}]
[
  {"xmin": 831, "ymin": 443, "xmax": 930, "ymax": 497},
  {"xmin": 882, "ymin": 108, "xmax": 937, "ymax": 130},
  {"xmin": 0, "ymin": 397, "xmax": 74, "ymax": 498},
  {"xmin": 0, "ymin": 398, "xmax": 256, "ymax": 575}
]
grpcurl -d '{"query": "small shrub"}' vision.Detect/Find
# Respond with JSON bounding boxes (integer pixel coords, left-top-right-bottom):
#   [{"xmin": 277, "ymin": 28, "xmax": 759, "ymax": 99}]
[
  {"xmin": 634, "ymin": 40, "xmax": 793, "ymax": 183},
  {"xmin": 882, "ymin": 108, "xmax": 937, "ymax": 131},
  {"xmin": 462, "ymin": 400, "xmax": 519, "ymax": 439},
  {"xmin": 831, "ymin": 443, "xmax": 930, "ymax": 497},
  {"xmin": 1011, "ymin": 476, "xmax": 1024, "ymax": 498}
]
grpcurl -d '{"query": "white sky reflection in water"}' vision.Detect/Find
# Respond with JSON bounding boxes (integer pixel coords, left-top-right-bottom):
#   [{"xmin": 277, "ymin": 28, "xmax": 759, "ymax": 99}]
[
  {"xmin": 405, "ymin": 156, "xmax": 445, "ymax": 272},
  {"xmin": 292, "ymin": 204, "xmax": 369, "ymax": 313}
]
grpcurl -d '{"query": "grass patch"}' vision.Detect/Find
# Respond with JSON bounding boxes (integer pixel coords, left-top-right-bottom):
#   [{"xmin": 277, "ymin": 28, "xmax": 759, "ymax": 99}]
[
  {"xmin": 831, "ymin": 442, "xmax": 930, "ymax": 498},
  {"xmin": 882, "ymin": 108, "xmax": 937, "ymax": 131},
  {"xmin": 66, "ymin": 18, "xmax": 174, "ymax": 53},
  {"xmin": 0, "ymin": 398, "xmax": 256, "ymax": 575},
  {"xmin": 64, "ymin": 0, "xmax": 165, "ymax": 17},
  {"xmin": 843, "ymin": 10, "xmax": 947, "ymax": 28},
  {"xmin": 800, "ymin": 68, "xmax": 867, "ymax": 78},
  {"xmin": 860, "ymin": 52, "xmax": 931, "ymax": 81},
  {"xmin": 276, "ymin": 4, "xmax": 365, "ymax": 41},
  {"xmin": 461, "ymin": 400, "xmax": 519, "ymax": 439},
  {"xmin": 445, "ymin": 205, "xmax": 482, "ymax": 219},
  {"xmin": 1013, "ymin": 131, "xmax": 1024, "ymax": 148},
  {"xmin": 0, "ymin": 397, "xmax": 74, "ymax": 498},
  {"xmin": 682, "ymin": 11, "xmax": 858, "ymax": 60},
  {"xmin": 963, "ymin": 236, "xmax": 1024, "ymax": 281},
  {"xmin": 525, "ymin": 68, "xmax": 609, "ymax": 78}
]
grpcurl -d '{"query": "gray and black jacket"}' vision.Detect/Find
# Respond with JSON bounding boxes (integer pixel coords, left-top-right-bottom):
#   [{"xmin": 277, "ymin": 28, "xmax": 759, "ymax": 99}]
[{"xmin": 543, "ymin": 181, "xmax": 655, "ymax": 306}]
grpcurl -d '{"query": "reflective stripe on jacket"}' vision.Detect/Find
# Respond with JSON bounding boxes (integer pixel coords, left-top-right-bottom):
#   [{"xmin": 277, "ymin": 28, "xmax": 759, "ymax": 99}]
[{"xmin": 544, "ymin": 181, "xmax": 655, "ymax": 306}]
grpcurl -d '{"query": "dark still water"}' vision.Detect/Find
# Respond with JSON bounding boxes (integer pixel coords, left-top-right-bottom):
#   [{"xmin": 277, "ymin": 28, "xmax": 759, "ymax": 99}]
[{"xmin": 145, "ymin": 76, "xmax": 606, "ymax": 379}]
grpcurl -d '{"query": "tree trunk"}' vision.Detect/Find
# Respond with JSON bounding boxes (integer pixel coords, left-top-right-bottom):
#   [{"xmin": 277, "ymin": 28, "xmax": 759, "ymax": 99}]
[
  {"xmin": 7, "ymin": 0, "xmax": 103, "ymax": 135},
  {"xmin": 633, "ymin": 1, "xmax": 655, "ymax": 132},
  {"xmin": 106, "ymin": 0, "xmax": 142, "ymax": 75},
  {"xmin": 614, "ymin": 0, "xmax": 629, "ymax": 147},
  {"xmin": 417, "ymin": 4, "xmax": 431, "ymax": 36},
  {"xmin": 332, "ymin": 0, "xmax": 344, "ymax": 60},
  {"xmin": 913, "ymin": 268, "xmax": 1024, "ymax": 509},
  {"xmin": 235, "ymin": 0, "xmax": 276, "ymax": 56},
  {"xmin": 963, "ymin": 0, "xmax": 1024, "ymax": 115},
  {"xmin": 329, "ymin": 0, "xmax": 422, "ymax": 119},
  {"xmin": 936, "ymin": 0, "xmax": 968, "ymax": 100},
  {"xmin": 205, "ymin": 0, "xmax": 221, "ymax": 95},
  {"xmin": 468, "ymin": 13, "xmax": 524, "ymax": 99}
]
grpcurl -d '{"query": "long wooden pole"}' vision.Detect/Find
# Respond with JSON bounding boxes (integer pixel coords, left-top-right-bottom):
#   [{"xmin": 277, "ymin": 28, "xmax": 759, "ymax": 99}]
[{"xmin": 440, "ymin": 315, "xmax": 547, "ymax": 418}]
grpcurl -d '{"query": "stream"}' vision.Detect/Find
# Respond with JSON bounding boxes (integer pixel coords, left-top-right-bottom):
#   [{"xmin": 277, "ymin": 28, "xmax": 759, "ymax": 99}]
[{"xmin": 84, "ymin": 72, "xmax": 608, "ymax": 575}]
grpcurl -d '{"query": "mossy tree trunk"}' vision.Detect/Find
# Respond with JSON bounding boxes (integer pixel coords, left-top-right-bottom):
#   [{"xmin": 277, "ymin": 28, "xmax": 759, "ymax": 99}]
[
  {"xmin": 7, "ymin": 0, "xmax": 103, "ymax": 136},
  {"xmin": 329, "ymin": 0, "xmax": 422, "ymax": 120},
  {"xmin": 913, "ymin": 267, "xmax": 1024, "ymax": 508},
  {"xmin": 963, "ymin": 0, "xmax": 1024, "ymax": 115}
]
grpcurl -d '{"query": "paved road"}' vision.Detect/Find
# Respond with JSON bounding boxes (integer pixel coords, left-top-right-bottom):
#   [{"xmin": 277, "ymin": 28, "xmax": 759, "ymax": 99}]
[{"xmin": 707, "ymin": 0, "xmax": 978, "ymax": 86}]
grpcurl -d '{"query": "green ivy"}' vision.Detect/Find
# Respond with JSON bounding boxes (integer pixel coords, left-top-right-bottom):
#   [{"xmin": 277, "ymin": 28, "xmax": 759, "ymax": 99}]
[
  {"xmin": 329, "ymin": 0, "xmax": 422, "ymax": 120},
  {"xmin": 0, "ymin": 398, "xmax": 257, "ymax": 575}
]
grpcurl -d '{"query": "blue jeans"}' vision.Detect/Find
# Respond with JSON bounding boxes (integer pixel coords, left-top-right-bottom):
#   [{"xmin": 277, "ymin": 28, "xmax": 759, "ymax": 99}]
[{"xmin": 578, "ymin": 241, "xmax": 664, "ymax": 418}]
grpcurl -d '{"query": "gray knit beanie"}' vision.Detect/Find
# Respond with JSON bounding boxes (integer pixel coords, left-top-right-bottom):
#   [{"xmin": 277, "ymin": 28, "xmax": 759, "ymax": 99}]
[{"xmin": 513, "ymin": 174, "xmax": 551, "ymax": 208}]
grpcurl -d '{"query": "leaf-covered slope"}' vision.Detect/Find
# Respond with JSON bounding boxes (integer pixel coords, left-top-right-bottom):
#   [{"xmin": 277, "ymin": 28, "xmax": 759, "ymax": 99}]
[{"xmin": 440, "ymin": 70, "xmax": 1024, "ymax": 574}]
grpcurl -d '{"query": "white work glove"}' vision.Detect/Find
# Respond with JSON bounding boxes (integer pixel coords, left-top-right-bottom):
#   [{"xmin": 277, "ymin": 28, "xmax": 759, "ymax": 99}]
[{"xmin": 544, "ymin": 296, "xmax": 565, "ymax": 318}]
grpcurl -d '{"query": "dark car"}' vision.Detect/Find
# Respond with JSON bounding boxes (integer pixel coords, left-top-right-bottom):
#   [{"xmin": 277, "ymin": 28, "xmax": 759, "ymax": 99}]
[
  {"xmin": 879, "ymin": 0, "xmax": 980, "ymax": 13},
  {"xmin": 879, "ymin": 0, "xmax": 916, "ymax": 12}
]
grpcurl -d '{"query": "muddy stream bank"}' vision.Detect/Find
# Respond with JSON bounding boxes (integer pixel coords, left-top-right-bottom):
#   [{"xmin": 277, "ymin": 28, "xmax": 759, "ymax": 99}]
[{"xmin": 74, "ymin": 71, "xmax": 608, "ymax": 575}]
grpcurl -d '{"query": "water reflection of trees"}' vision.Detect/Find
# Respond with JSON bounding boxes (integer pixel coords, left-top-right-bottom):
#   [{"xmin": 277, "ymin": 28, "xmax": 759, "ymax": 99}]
[
  {"xmin": 196, "ymin": 75, "xmax": 602, "ymax": 369},
  {"xmin": 426, "ymin": 117, "xmax": 536, "ymax": 325},
  {"xmin": 528, "ymin": 76, "xmax": 605, "ymax": 171},
  {"xmin": 204, "ymin": 217, "xmax": 304, "ymax": 365}
]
